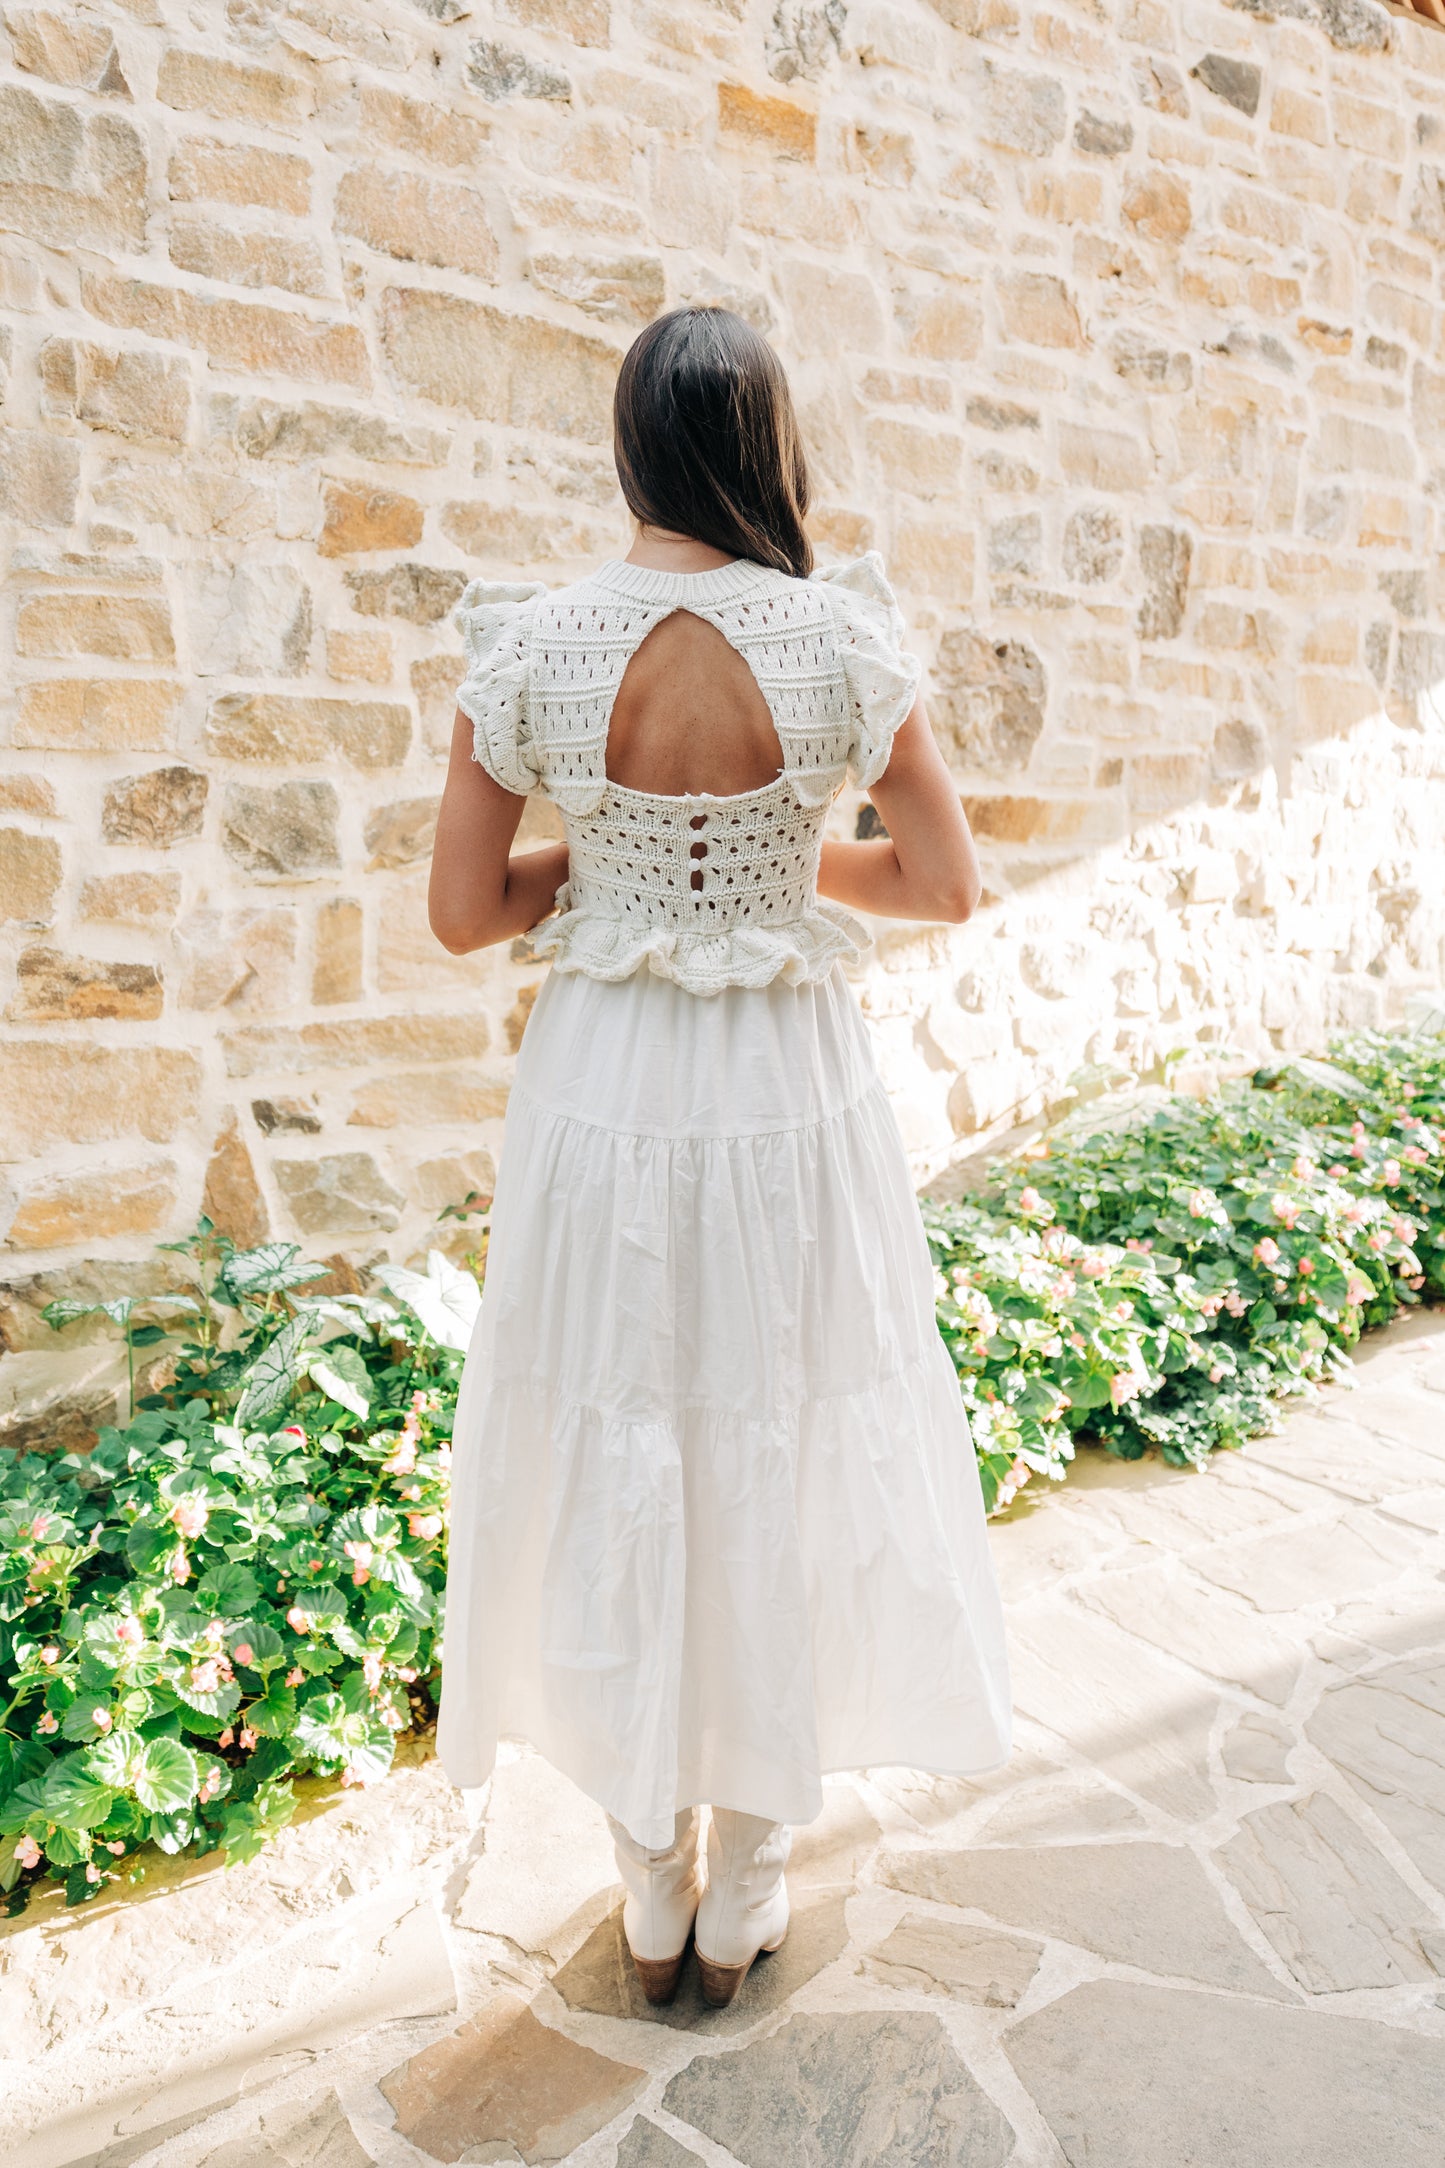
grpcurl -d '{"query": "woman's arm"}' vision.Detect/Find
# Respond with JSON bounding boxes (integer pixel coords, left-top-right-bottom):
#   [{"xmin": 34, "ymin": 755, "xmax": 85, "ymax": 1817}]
[
  {"xmin": 428, "ymin": 708, "xmax": 569, "ymax": 955},
  {"xmin": 816, "ymin": 695, "xmax": 981, "ymax": 924}
]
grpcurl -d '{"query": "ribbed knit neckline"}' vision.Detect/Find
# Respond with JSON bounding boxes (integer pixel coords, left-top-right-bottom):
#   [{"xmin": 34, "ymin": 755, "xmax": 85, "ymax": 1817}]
[{"xmin": 591, "ymin": 557, "xmax": 782, "ymax": 606}]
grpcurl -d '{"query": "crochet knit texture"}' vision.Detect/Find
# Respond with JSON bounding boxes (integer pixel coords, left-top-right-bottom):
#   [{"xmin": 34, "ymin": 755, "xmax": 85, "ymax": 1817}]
[{"xmin": 454, "ymin": 550, "xmax": 921, "ymax": 996}]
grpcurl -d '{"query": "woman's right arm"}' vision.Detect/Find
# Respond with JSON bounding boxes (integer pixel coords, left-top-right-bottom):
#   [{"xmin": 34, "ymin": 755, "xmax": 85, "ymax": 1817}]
[
  {"xmin": 816, "ymin": 694, "xmax": 981, "ymax": 925},
  {"xmin": 428, "ymin": 708, "xmax": 569, "ymax": 955}
]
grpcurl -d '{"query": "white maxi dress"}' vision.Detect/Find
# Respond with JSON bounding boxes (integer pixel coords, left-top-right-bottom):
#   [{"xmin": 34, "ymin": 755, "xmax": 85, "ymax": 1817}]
[{"xmin": 437, "ymin": 551, "xmax": 1012, "ymax": 1848}]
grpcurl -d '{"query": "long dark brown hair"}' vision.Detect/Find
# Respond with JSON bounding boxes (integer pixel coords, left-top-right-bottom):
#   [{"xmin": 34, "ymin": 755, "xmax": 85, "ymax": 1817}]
[{"xmin": 613, "ymin": 306, "xmax": 813, "ymax": 579}]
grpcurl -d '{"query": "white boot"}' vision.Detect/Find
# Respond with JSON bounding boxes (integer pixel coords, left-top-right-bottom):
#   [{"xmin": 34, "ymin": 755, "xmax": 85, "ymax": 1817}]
[
  {"xmin": 607, "ymin": 1807, "xmax": 703, "ymax": 2004},
  {"xmin": 693, "ymin": 1808, "xmax": 791, "ymax": 2006}
]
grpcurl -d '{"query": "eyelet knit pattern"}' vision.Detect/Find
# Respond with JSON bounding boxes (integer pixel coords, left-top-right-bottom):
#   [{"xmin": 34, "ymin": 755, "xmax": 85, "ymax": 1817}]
[{"xmin": 454, "ymin": 550, "xmax": 920, "ymax": 996}]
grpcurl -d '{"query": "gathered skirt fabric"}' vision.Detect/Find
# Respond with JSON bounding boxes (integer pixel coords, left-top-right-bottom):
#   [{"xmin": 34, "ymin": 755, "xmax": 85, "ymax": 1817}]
[{"xmin": 437, "ymin": 961, "xmax": 1012, "ymax": 1848}]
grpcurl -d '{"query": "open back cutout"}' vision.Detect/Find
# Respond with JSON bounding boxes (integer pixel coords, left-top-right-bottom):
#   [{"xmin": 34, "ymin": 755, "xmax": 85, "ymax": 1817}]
[{"xmin": 603, "ymin": 610, "xmax": 786, "ymax": 803}]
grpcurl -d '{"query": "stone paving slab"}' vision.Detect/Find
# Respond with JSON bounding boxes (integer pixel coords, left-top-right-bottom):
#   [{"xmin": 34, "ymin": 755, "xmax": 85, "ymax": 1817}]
[{"xmin": 11, "ymin": 1308, "xmax": 1445, "ymax": 2168}]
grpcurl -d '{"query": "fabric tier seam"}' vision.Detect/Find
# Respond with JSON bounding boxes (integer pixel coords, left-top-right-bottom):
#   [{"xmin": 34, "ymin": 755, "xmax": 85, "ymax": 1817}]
[
  {"xmin": 475, "ymin": 1340, "xmax": 954, "ymax": 1426},
  {"xmin": 503, "ymin": 1069, "xmax": 893, "ymax": 1145}
]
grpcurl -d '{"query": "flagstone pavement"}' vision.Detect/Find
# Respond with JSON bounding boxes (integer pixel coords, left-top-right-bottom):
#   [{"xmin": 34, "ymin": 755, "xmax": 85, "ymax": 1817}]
[{"xmin": 4, "ymin": 1309, "xmax": 1445, "ymax": 2168}]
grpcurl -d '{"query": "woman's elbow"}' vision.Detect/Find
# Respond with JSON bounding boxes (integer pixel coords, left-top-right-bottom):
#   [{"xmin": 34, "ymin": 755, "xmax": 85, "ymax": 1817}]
[
  {"xmin": 428, "ymin": 901, "xmax": 486, "ymax": 955},
  {"xmin": 934, "ymin": 872, "xmax": 982, "ymax": 925}
]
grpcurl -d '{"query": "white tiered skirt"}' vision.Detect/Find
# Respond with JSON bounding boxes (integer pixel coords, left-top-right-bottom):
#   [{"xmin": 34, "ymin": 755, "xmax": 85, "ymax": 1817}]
[{"xmin": 437, "ymin": 962, "xmax": 1012, "ymax": 1847}]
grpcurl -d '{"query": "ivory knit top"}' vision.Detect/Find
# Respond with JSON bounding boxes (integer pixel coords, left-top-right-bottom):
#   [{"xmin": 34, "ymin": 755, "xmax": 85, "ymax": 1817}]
[{"xmin": 453, "ymin": 550, "xmax": 920, "ymax": 997}]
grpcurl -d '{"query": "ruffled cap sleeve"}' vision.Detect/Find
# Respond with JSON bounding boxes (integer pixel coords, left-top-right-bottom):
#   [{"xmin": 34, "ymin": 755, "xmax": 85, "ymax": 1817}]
[
  {"xmin": 810, "ymin": 550, "xmax": 921, "ymax": 789},
  {"xmin": 453, "ymin": 577, "xmax": 550, "ymax": 796}
]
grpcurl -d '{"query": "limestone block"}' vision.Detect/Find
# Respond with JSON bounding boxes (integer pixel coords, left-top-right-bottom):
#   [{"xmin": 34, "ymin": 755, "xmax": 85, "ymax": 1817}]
[
  {"xmin": 646, "ymin": 142, "xmax": 735, "ymax": 253},
  {"xmin": 190, "ymin": 566, "xmax": 312, "ymax": 678},
  {"xmin": 274, "ymin": 1152, "xmax": 404, "ymax": 1235},
  {"xmin": 15, "ymin": 677, "xmax": 183, "ymax": 752},
  {"xmin": 466, "ymin": 38, "xmax": 572, "ymax": 102},
  {"xmin": 363, "ymin": 796, "xmax": 440, "ymax": 870},
  {"xmin": 317, "ymin": 479, "xmax": 424, "ymax": 556},
  {"xmin": 169, "ymin": 217, "xmax": 328, "ymax": 298},
  {"xmin": 208, "ymin": 696, "xmax": 409, "ymax": 769},
  {"xmin": 346, "ymin": 562, "xmax": 466, "ymax": 623},
  {"xmin": 615, "ymin": 2124, "xmax": 699, "ymax": 2168},
  {"xmin": 221, "ymin": 782, "xmax": 341, "ymax": 880},
  {"xmin": 156, "ymin": 47, "xmax": 314, "ymax": 126},
  {"xmin": 6, "ymin": 9, "xmax": 130, "ymax": 94},
  {"xmin": 411, "ymin": 1150, "xmax": 496, "ymax": 1212},
  {"xmin": 0, "ymin": 426, "xmax": 79, "ymax": 526},
  {"xmin": 0, "ymin": 827, "xmax": 61, "ymax": 923},
  {"xmin": 528, "ymin": 250, "xmax": 667, "ymax": 324},
  {"xmin": 357, "ymin": 83, "xmax": 493, "ymax": 169},
  {"xmin": 228, "ymin": 399, "xmax": 448, "ymax": 466},
  {"xmin": 996, "ymin": 270, "xmax": 1084, "ymax": 349},
  {"xmin": 980, "ymin": 61, "xmax": 1065, "ymax": 155},
  {"xmin": 325, "ymin": 629, "xmax": 393, "ymax": 683},
  {"xmin": 932, "ymin": 631, "xmax": 1046, "ymax": 775},
  {"xmin": 38, "ymin": 339, "xmax": 190, "ymax": 445},
  {"xmin": 201, "ymin": 1110, "xmax": 269, "ymax": 1246},
  {"xmin": 347, "ymin": 1069, "xmax": 510, "ymax": 1127},
  {"xmin": 1307, "ymin": 1655, "xmax": 1445, "ymax": 1894},
  {"xmin": 1221, "ymin": 1710, "xmax": 1295, "ymax": 1784},
  {"xmin": 380, "ymin": 287, "xmax": 617, "ymax": 440},
  {"xmin": 4, "ymin": 1161, "xmax": 176, "ymax": 1250},
  {"xmin": 718, "ymin": 80, "xmax": 816, "ymax": 161},
  {"xmin": 0, "ymin": 83, "xmax": 147, "ymax": 249},
  {"xmin": 312, "ymin": 895, "xmax": 363, "ymax": 1005},
  {"xmin": 780, "ymin": 260, "xmax": 887, "ymax": 355},
  {"xmin": 0, "ymin": 776, "xmax": 55, "ymax": 817},
  {"xmin": 79, "ymin": 870, "xmax": 181, "ymax": 928},
  {"xmin": 176, "ymin": 907, "xmax": 297, "ymax": 1013},
  {"xmin": 866, "ymin": 416, "xmax": 962, "ymax": 496},
  {"xmin": 335, "ymin": 164, "xmax": 500, "ymax": 279},
  {"xmin": 0, "ymin": 1043, "xmax": 200, "ymax": 1156},
  {"xmin": 8, "ymin": 947, "xmax": 164, "ymax": 1023},
  {"xmin": 102, "ymin": 766, "xmax": 208, "ymax": 848},
  {"xmin": 221, "ymin": 1013, "xmax": 489, "ymax": 1077},
  {"xmin": 16, "ymin": 591, "xmax": 174, "ymax": 662},
  {"xmin": 168, "ymin": 137, "xmax": 313, "ymax": 214},
  {"xmin": 1192, "ymin": 1506, "xmax": 1423, "ymax": 1614},
  {"xmin": 81, "ymin": 274, "xmax": 369, "ymax": 391},
  {"xmin": 252, "ymin": 1095, "xmax": 322, "ymax": 1136}
]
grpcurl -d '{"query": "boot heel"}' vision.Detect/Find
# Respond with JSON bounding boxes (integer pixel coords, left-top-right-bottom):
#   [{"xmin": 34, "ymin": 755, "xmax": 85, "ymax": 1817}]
[
  {"xmin": 696, "ymin": 1952, "xmax": 751, "ymax": 2007},
  {"xmin": 631, "ymin": 1950, "xmax": 685, "ymax": 2005}
]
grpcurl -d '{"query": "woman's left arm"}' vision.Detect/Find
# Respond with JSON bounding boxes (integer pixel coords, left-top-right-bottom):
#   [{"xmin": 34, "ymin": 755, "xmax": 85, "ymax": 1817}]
[{"xmin": 428, "ymin": 708, "xmax": 569, "ymax": 955}]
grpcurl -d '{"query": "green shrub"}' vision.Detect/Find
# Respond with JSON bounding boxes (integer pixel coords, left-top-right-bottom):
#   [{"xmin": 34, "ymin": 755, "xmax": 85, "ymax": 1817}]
[
  {"xmin": 929, "ymin": 1030, "xmax": 1443, "ymax": 1510},
  {"xmin": 0, "ymin": 1229, "xmax": 471, "ymax": 1912}
]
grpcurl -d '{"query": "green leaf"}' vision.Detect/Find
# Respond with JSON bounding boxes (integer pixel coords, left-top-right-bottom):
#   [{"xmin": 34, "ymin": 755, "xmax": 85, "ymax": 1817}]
[
  {"xmin": 235, "ymin": 1316, "xmax": 312, "ymax": 1429},
  {"xmin": 134, "ymin": 1737, "xmax": 200, "ymax": 1815},
  {"xmin": 171, "ymin": 1672, "xmax": 241, "ymax": 1725},
  {"xmin": 244, "ymin": 1686, "xmax": 297, "ymax": 1739},
  {"xmin": 303, "ymin": 1345, "xmax": 372, "ymax": 1422},
  {"xmin": 85, "ymin": 1729, "xmax": 147, "ymax": 1789},
  {"xmin": 290, "ymin": 1582, "xmax": 347, "ymax": 1633},
  {"xmin": 60, "ymin": 1700, "xmax": 117, "ymax": 1744},
  {"xmin": 223, "ymin": 1245, "xmax": 328, "ymax": 1300},
  {"xmin": 196, "ymin": 1561, "xmax": 261, "ymax": 1614},
  {"xmin": 43, "ymin": 1760, "xmax": 117, "ymax": 1831}
]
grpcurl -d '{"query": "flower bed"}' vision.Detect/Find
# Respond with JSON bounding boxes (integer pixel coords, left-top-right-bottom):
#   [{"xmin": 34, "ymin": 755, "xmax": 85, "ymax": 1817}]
[
  {"xmin": 930, "ymin": 1029, "xmax": 1443, "ymax": 1510},
  {"xmin": 1, "ymin": 1029, "xmax": 1440, "ymax": 1906}
]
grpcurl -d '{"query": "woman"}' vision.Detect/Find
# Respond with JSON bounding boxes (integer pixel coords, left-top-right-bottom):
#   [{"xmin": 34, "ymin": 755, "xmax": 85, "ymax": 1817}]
[{"xmin": 429, "ymin": 306, "xmax": 1011, "ymax": 2009}]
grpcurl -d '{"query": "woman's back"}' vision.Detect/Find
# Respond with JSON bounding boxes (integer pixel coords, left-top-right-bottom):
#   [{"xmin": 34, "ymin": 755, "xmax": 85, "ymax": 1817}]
[{"xmin": 604, "ymin": 608, "xmax": 785, "ymax": 798}]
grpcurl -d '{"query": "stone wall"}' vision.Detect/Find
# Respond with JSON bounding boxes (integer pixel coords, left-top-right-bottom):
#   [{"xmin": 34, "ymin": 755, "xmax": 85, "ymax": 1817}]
[{"xmin": 2, "ymin": 0, "xmax": 1445, "ymax": 1351}]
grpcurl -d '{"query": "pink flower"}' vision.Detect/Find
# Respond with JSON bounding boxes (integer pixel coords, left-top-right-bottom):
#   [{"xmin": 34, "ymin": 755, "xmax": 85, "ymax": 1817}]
[
  {"xmin": 1017, "ymin": 1187, "xmax": 1044, "ymax": 1215},
  {"xmin": 1208, "ymin": 1365, "xmax": 1224, "ymax": 1383},
  {"xmin": 1327, "ymin": 1163, "xmax": 1347, "ymax": 1178},
  {"xmin": 383, "ymin": 1438, "xmax": 417, "ymax": 1477},
  {"xmin": 115, "ymin": 1617, "xmax": 143, "ymax": 1646},
  {"xmin": 37, "ymin": 1710, "xmax": 58, "ymax": 1734},
  {"xmin": 399, "ymin": 1484, "xmax": 422, "ymax": 1502},
  {"xmin": 1368, "ymin": 1231, "xmax": 1388, "ymax": 1252},
  {"xmin": 1188, "ymin": 1191, "xmax": 1211, "ymax": 1217},
  {"xmin": 1224, "ymin": 1291, "xmax": 1246, "ymax": 1316},
  {"xmin": 343, "ymin": 1540, "xmax": 373, "ymax": 1567},
  {"xmin": 1343, "ymin": 1201, "xmax": 1365, "ymax": 1223},
  {"xmin": 1406, "ymin": 1273, "xmax": 1426, "ymax": 1289},
  {"xmin": 39, "ymin": 1644, "xmax": 59, "ymax": 1665},
  {"xmin": 232, "ymin": 1643, "xmax": 254, "ymax": 1667},
  {"xmin": 14, "ymin": 1836, "xmax": 40, "ymax": 1869},
  {"xmin": 1346, "ymin": 1273, "xmax": 1372, "ymax": 1305},
  {"xmin": 106, "ymin": 1839, "xmax": 126, "ymax": 1856},
  {"xmin": 92, "ymin": 1708, "xmax": 113, "ymax": 1733},
  {"xmin": 362, "ymin": 1652, "xmax": 384, "ymax": 1690},
  {"xmin": 1109, "ymin": 1370, "xmax": 1141, "ymax": 1410},
  {"xmin": 1080, "ymin": 1255, "xmax": 1108, "ymax": 1278},
  {"xmin": 285, "ymin": 1667, "xmax": 304, "ymax": 1687},
  {"xmin": 1271, "ymin": 1194, "xmax": 1298, "ymax": 1230},
  {"xmin": 1351, "ymin": 1120, "xmax": 1366, "ymax": 1136},
  {"xmin": 1253, "ymin": 1237, "xmax": 1280, "ymax": 1267},
  {"xmin": 85, "ymin": 1863, "xmax": 101, "ymax": 1884},
  {"xmin": 190, "ymin": 1659, "xmax": 222, "ymax": 1695},
  {"xmin": 407, "ymin": 1513, "xmax": 443, "ymax": 1541},
  {"xmin": 1291, "ymin": 1156, "xmax": 1314, "ymax": 1180},
  {"xmin": 169, "ymin": 1548, "xmax": 190, "ymax": 1582},
  {"xmin": 351, "ymin": 1566, "xmax": 371, "ymax": 1587},
  {"xmin": 217, "ymin": 1726, "xmax": 234, "ymax": 1748},
  {"xmin": 1382, "ymin": 1159, "xmax": 1401, "ymax": 1186},
  {"xmin": 1296, "ymin": 1256, "xmax": 1313, "ymax": 1276},
  {"xmin": 28, "ymin": 1512, "xmax": 52, "ymax": 1541},
  {"xmin": 170, "ymin": 1497, "xmax": 209, "ymax": 1540},
  {"xmin": 279, "ymin": 1424, "xmax": 306, "ymax": 1442},
  {"xmin": 1351, "ymin": 1139, "xmax": 1366, "ymax": 1157},
  {"xmin": 396, "ymin": 1666, "xmax": 418, "ymax": 1683},
  {"xmin": 1404, "ymin": 1144, "xmax": 1429, "ymax": 1164},
  {"xmin": 239, "ymin": 1727, "xmax": 258, "ymax": 1752},
  {"xmin": 286, "ymin": 1606, "xmax": 308, "ymax": 1632}
]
